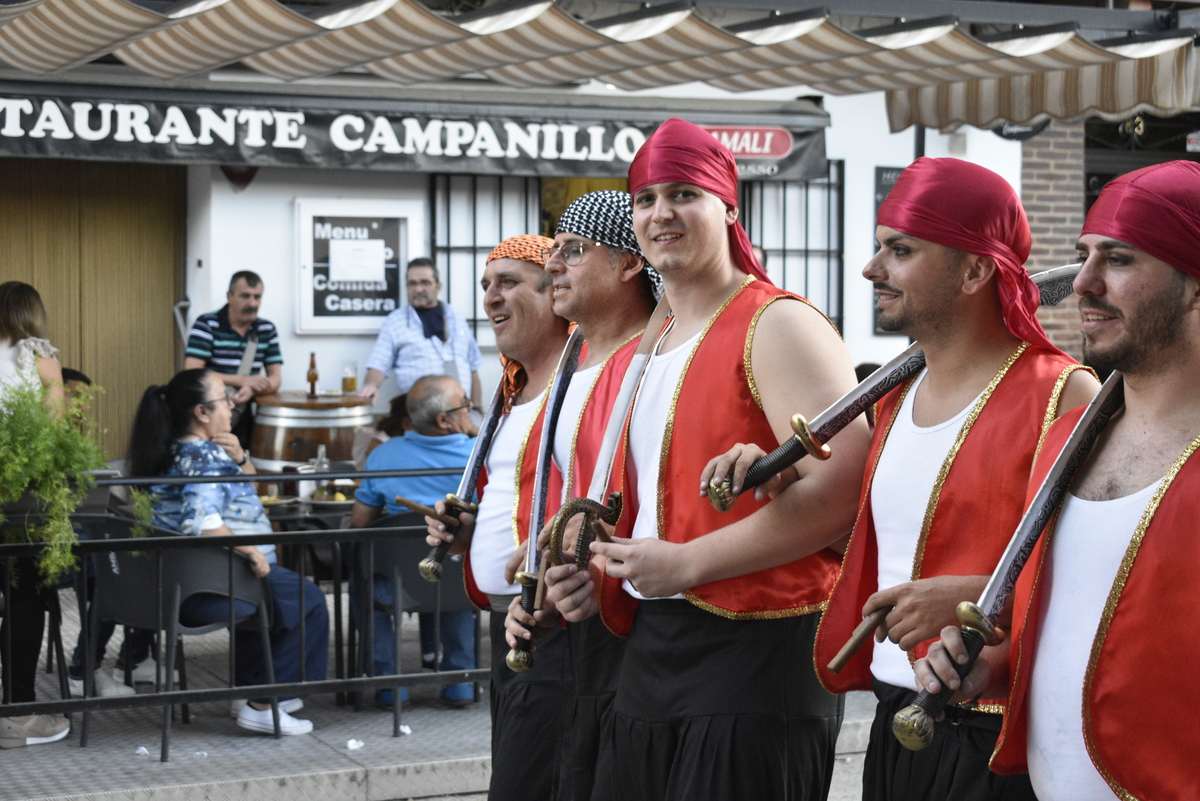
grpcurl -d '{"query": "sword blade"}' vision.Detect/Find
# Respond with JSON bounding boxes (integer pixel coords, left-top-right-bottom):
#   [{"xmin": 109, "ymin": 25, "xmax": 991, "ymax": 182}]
[
  {"xmin": 584, "ymin": 298, "xmax": 672, "ymax": 502},
  {"xmin": 522, "ymin": 329, "xmax": 586, "ymax": 578},
  {"xmin": 455, "ymin": 381, "xmax": 506, "ymax": 502},
  {"xmin": 977, "ymin": 371, "xmax": 1124, "ymax": 620}
]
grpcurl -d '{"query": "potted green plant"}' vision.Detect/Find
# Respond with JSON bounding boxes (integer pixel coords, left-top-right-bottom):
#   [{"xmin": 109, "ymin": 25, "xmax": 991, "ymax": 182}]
[{"xmin": 0, "ymin": 383, "xmax": 105, "ymax": 582}]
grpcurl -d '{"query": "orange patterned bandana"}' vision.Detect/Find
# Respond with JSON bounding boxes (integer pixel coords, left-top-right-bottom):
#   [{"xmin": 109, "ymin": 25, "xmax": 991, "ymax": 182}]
[
  {"xmin": 488, "ymin": 234, "xmax": 556, "ymax": 412},
  {"xmin": 487, "ymin": 234, "xmax": 554, "ymax": 267}
]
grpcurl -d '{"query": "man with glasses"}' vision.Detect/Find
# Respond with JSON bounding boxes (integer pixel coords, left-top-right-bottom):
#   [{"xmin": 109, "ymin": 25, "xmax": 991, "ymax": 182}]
[
  {"xmin": 504, "ymin": 190, "xmax": 657, "ymax": 801},
  {"xmin": 359, "ymin": 258, "xmax": 483, "ymax": 409},
  {"xmin": 351, "ymin": 374, "xmax": 480, "ymax": 707}
]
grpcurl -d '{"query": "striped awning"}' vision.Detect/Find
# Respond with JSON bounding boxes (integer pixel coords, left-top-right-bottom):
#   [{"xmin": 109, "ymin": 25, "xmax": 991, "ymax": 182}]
[{"xmin": 0, "ymin": 0, "xmax": 1197, "ymax": 130}]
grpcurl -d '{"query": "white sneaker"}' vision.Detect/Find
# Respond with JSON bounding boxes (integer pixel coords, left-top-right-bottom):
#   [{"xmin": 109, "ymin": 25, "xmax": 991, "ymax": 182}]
[
  {"xmin": 0, "ymin": 715, "xmax": 70, "ymax": 749},
  {"xmin": 236, "ymin": 705, "xmax": 313, "ymax": 735},
  {"xmin": 230, "ymin": 697, "xmax": 303, "ymax": 718},
  {"xmin": 68, "ymin": 670, "xmax": 136, "ymax": 698},
  {"xmin": 114, "ymin": 661, "xmax": 178, "ymax": 685}
]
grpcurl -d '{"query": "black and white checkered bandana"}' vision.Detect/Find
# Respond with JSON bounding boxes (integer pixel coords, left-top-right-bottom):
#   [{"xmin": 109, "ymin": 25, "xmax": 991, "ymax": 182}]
[{"xmin": 556, "ymin": 190, "xmax": 661, "ymax": 296}]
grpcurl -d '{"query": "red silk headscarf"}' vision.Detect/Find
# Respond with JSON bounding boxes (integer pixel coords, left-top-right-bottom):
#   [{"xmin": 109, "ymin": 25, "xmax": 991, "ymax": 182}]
[
  {"xmin": 878, "ymin": 157, "xmax": 1055, "ymax": 352},
  {"xmin": 1082, "ymin": 160, "xmax": 1200, "ymax": 278},
  {"xmin": 628, "ymin": 117, "xmax": 771, "ymax": 284},
  {"xmin": 487, "ymin": 234, "xmax": 555, "ymax": 413}
]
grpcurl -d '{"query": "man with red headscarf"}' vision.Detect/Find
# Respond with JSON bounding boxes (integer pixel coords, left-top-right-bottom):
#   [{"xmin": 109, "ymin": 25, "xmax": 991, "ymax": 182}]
[
  {"xmin": 747, "ymin": 156, "xmax": 1096, "ymax": 801},
  {"xmin": 917, "ymin": 160, "xmax": 1200, "ymax": 801},
  {"xmin": 424, "ymin": 235, "xmax": 572, "ymax": 801},
  {"xmin": 546, "ymin": 118, "xmax": 870, "ymax": 799}
]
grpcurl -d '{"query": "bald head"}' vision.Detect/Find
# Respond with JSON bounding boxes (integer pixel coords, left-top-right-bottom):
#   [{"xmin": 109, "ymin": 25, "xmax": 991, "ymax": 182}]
[{"xmin": 407, "ymin": 375, "xmax": 470, "ymax": 436}]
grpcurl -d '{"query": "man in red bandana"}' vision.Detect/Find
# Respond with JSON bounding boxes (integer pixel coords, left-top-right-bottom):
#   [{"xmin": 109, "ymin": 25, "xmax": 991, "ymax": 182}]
[
  {"xmin": 795, "ymin": 157, "xmax": 1098, "ymax": 801},
  {"xmin": 917, "ymin": 160, "xmax": 1200, "ymax": 801},
  {"xmin": 546, "ymin": 118, "xmax": 870, "ymax": 799},
  {"xmin": 424, "ymin": 235, "xmax": 572, "ymax": 801}
]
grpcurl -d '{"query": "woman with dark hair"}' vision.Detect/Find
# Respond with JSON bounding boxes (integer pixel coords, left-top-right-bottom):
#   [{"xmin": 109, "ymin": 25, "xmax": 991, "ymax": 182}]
[
  {"xmin": 0, "ymin": 282, "xmax": 70, "ymax": 749},
  {"xmin": 129, "ymin": 368, "xmax": 328, "ymax": 735}
]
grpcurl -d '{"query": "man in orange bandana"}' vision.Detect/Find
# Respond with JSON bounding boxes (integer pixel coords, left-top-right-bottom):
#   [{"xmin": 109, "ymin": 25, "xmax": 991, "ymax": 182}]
[
  {"xmin": 918, "ymin": 160, "xmax": 1200, "ymax": 801},
  {"xmin": 547, "ymin": 118, "xmax": 869, "ymax": 799},
  {"xmin": 425, "ymin": 235, "xmax": 571, "ymax": 801}
]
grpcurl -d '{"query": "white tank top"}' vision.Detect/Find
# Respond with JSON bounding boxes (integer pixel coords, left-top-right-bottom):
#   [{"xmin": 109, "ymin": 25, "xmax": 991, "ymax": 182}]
[
  {"xmin": 469, "ymin": 389, "xmax": 545, "ymax": 596},
  {"xmin": 869, "ymin": 370, "xmax": 977, "ymax": 691},
  {"xmin": 1026, "ymin": 482, "xmax": 1155, "ymax": 801},
  {"xmin": 623, "ymin": 327, "xmax": 701, "ymax": 600},
  {"xmin": 553, "ymin": 361, "xmax": 602, "ymax": 501}
]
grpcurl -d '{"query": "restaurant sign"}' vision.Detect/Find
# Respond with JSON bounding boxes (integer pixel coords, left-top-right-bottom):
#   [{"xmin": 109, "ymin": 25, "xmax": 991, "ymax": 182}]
[{"xmin": 0, "ymin": 91, "xmax": 825, "ymax": 181}]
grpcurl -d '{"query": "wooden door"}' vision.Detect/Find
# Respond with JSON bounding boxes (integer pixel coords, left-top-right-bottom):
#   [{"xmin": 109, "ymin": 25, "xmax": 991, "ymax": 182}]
[{"xmin": 0, "ymin": 158, "xmax": 185, "ymax": 458}]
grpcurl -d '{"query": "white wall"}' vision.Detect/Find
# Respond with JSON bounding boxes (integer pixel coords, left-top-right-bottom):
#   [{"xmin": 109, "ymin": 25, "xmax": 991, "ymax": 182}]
[{"xmin": 186, "ymin": 165, "xmax": 468, "ymax": 414}]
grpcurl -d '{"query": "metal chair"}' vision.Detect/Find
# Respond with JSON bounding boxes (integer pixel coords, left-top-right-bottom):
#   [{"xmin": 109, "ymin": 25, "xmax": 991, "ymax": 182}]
[
  {"xmin": 352, "ymin": 511, "xmax": 479, "ymax": 734},
  {"xmin": 74, "ymin": 514, "xmax": 281, "ymax": 762}
]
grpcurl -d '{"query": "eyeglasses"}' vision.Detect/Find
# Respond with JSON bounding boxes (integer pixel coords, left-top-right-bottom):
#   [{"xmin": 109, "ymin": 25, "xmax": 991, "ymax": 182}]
[
  {"xmin": 444, "ymin": 400, "xmax": 472, "ymax": 416},
  {"xmin": 541, "ymin": 242, "xmax": 604, "ymax": 266},
  {"xmin": 201, "ymin": 387, "xmax": 237, "ymax": 409}
]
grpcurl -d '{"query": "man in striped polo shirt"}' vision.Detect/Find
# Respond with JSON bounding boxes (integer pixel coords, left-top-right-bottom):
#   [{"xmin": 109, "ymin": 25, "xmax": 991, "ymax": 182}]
[{"xmin": 185, "ymin": 271, "xmax": 283, "ymax": 445}]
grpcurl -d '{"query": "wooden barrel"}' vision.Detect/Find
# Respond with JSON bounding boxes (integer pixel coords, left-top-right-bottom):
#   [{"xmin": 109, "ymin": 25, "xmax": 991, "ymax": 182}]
[{"xmin": 249, "ymin": 390, "xmax": 374, "ymax": 472}]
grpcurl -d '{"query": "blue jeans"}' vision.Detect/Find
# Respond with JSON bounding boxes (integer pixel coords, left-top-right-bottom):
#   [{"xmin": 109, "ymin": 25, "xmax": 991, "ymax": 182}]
[
  {"xmin": 179, "ymin": 565, "xmax": 328, "ymax": 703},
  {"xmin": 365, "ymin": 576, "xmax": 475, "ymax": 677}
]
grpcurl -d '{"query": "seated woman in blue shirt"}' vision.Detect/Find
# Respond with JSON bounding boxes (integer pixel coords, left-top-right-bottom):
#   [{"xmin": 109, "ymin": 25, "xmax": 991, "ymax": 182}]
[{"xmin": 127, "ymin": 368, "xmax": 328, "ymax": 735}]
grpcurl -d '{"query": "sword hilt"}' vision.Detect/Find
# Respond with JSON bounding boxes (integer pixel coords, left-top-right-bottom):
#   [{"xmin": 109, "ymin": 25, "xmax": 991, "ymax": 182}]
[
  {"xmin": 892, "ymin": 602, "xmax": 1001, "ymax": 750},
  {"xmin": 709, "ymin": 414, "xmax": 830, "ymax": 512},
  {"xmin": 505, "ymin": 579, "xmax": 539, "ymax": 673},
  {"xmin": 418, "ymin": 494, "xmax": 475, "ymax": 582}
]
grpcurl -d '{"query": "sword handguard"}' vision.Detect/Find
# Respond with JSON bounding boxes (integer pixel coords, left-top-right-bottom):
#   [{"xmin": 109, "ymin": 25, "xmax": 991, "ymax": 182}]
[
  {"xmin": 708, "ymin": 415, "xmax": 829, "ymax": 512},
  {"xmin": 418, "ymin": 494, "xmax": 476, "ymax": 582},
  {"xmin": 892, "ymin": 602, "xmax": 1003, "ymax": 750},
  {"xmin": 547, "ymin": 492, "xmax": 622, "ymax": 567},
  {"xmin": 506, "ymin": 578, "xmax": 539, "ymax": 673}
]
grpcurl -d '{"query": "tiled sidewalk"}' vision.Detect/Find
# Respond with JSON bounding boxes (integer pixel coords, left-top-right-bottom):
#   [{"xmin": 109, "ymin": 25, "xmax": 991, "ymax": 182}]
[{"xmin": 2, "ymin": 588, "xmax": 874, "ymax": 801}]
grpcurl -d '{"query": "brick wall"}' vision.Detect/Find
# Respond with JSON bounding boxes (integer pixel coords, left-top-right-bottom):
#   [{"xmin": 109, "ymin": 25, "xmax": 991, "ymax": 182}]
[{"xmin": 1022, "ymin": 120, "xmax": 1085, "ymax": 361}]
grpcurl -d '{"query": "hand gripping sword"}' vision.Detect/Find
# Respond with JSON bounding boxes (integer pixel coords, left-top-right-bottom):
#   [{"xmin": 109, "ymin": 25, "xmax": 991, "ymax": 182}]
[
  {"xmin": 891, "ymin": 372, "xmax": 1125, "ymax": 751},
  {"xmin": 546, "ymin": 300, "xmax": 672, "ymax": 571},
  {"xmin": 417, "ymin": 381, "xmax": 507, "ymax": 581},
  {"xmin": 506, "ymin": 329, "xmax": 586, "ymax": 673},
  {"xmin": 707, "ymin": 263, "xmax": 1083, "ymax": 512}
]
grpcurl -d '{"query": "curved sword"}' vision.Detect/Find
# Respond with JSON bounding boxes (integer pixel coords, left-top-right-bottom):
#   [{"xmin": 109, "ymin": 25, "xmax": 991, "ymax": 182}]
[
  {"xmin": 892, "ymin": 372, "xmax": 1125, "ymax": 751},
  {"xmin": 506, "ymin": 328, "xmax": 585, "ymax": 672},
  {"xmin": 709, "ymin": 263, "xmax": 1083, "ymax": 512}
]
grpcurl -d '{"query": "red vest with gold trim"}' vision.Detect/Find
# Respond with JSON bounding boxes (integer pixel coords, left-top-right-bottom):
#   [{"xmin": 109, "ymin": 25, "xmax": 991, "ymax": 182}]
[
  {"xmin": 462, "ymin": 391, "xmax": 556, "ymax": 610},
  {"xmin": 562, "ymin": 335, "xmax": 642, "ymax": 501},
  {"xmin": 600, "ymin": 279, "xmax": 841, "ymax": 636},
  {"xmin": 992, "ymin": 409, "xmax": 1200, "ymax": 800},
  {"xmin": 814, "ymin": 344, "xmax": 1083, "ymax": 698}
]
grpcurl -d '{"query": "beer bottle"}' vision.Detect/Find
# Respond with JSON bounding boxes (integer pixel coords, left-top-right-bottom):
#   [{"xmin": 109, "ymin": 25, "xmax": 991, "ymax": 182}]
[{"xmin": 307, "ymin": 352, "xmax": 319, "ymax": 396}]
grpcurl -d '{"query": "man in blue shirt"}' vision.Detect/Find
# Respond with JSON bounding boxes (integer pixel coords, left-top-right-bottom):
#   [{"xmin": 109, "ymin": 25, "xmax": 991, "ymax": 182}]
[
  {"xmin": 358, "ymin": 258, "xmax": 483, "ymax": 408},
  {"xmin": 350, "ymin": 373, "xmax": 479, "ymax": 706}
]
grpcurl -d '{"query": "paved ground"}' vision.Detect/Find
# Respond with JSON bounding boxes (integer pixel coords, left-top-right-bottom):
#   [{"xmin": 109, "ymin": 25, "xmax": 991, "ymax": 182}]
[{"xmin": 2, "ymin": 586, "xmax": 873, "ymax": 801}]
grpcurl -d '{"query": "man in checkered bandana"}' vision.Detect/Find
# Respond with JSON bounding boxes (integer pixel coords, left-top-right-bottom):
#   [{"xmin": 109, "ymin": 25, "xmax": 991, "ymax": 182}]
[{"xmin": 503, "ymin": 190, "xmax": 657, "ymax": 801}]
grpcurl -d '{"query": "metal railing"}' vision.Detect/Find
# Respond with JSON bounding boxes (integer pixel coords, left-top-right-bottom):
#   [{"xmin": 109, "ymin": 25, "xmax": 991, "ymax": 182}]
[{"xmin": 0, "ymin": 468, "xmax": 491, "ymax": 733}]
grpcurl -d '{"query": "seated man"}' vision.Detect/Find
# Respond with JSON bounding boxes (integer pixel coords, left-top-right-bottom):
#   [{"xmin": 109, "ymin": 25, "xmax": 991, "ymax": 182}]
[{"xmin": 350, "ymin": 374, "xmax": 479, "ymax": 707}]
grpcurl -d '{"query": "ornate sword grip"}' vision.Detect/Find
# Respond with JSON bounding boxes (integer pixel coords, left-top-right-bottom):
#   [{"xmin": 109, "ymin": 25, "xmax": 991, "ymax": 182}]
[
  {"xmin": 709, "ymin": 415, "xmax": 828, "ymax": 512},
  {"xmin": 891, "ymin": 603, "xmax": 997, "ymax": 752},
  {"xmin": 419, "ymin": 494, "xmax": 475, "ymax": 582},
  {"xmin": 892, "ymin": 627, "xmax": 985, "ymax": 750},
  {"xmin": 505, "ymin": 578, "xmax": 538, "ymax": 673}
]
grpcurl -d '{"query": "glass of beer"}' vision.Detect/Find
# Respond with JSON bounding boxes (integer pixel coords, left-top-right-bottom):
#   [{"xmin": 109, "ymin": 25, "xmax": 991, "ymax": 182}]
[{"xmin": 342, "ymin": 359, "xmax": 358, "ymax": 393}]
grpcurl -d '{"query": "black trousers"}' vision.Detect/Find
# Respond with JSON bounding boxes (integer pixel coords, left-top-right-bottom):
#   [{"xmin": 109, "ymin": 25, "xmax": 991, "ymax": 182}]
[
  {"xmin": 488, "ymin": 608, "xmax": 573, "ymax": 801},
  {"xmin": 606, "ymin": 601, "xmax": 843, "ymax": 801},
  {"xmin": 564, "ymin": 614, "xmax": 625, "ymax": 801},
  {"xmin": 1, "ymin": 557, "xmax": 53, "ymax": 704},
  {"xmin": 863, "ymin": 679, "xmax": 1036, "ymax": 801}
]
